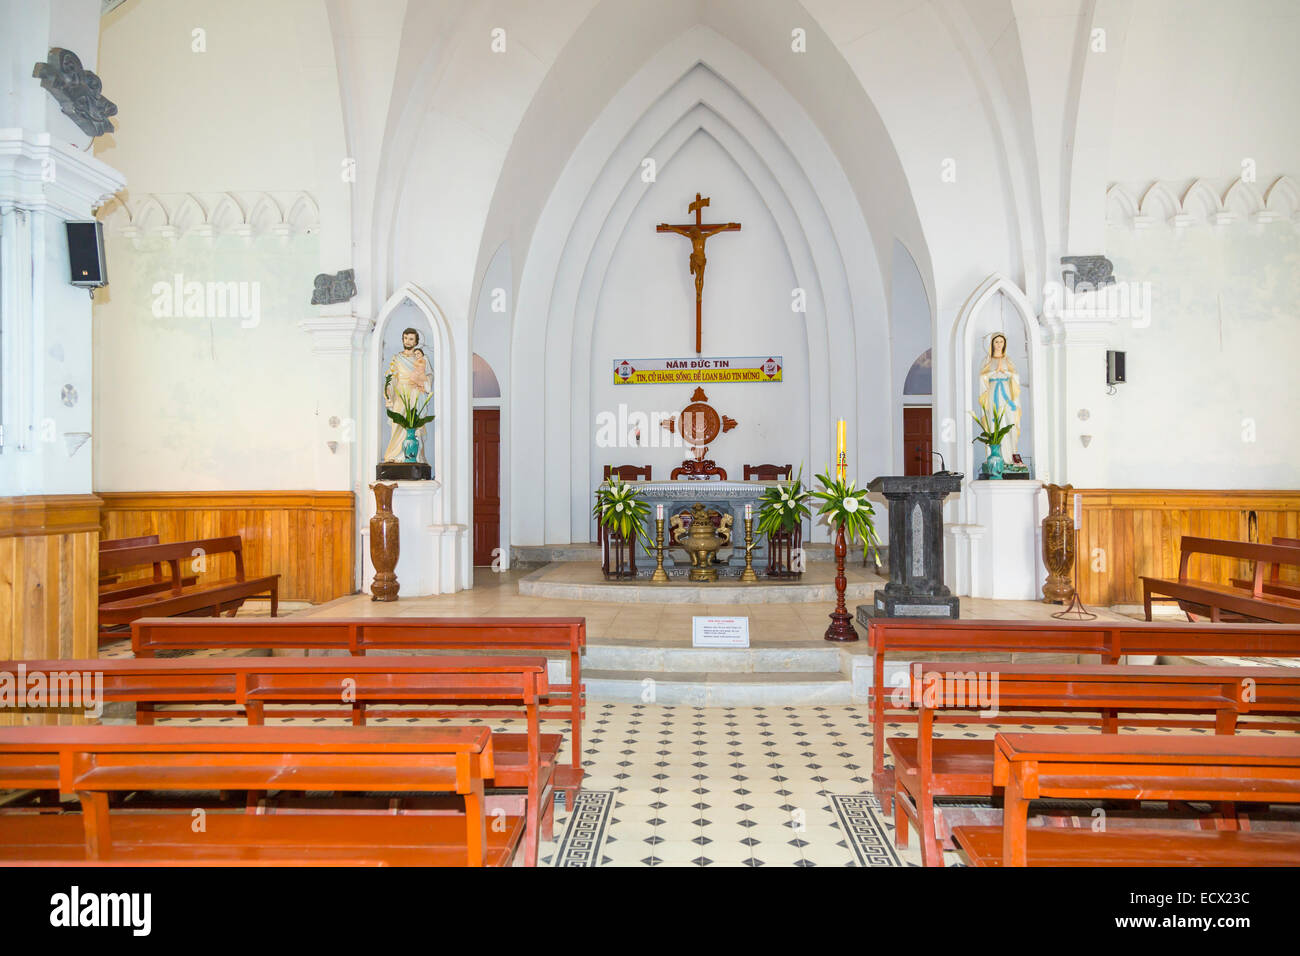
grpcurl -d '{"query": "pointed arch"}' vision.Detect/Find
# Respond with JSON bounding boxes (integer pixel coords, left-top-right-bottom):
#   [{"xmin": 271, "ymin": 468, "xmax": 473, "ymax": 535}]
[
  {"xmin": 362, "ymin": 282, "xmax": 470, "ymax": 591},
  {"xmin": 508, "ymin": 29, "xmax": 891, "ymax": 544},
  {"xmin": 949, "ymin": 273, "xmax": 1050, "ymax": 524}
]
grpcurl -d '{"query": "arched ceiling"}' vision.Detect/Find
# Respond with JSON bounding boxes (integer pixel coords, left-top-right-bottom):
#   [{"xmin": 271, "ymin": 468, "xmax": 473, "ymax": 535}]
[{"xmin": 346, "ymin": 0, "xmax": 1049, "ymax": 328}]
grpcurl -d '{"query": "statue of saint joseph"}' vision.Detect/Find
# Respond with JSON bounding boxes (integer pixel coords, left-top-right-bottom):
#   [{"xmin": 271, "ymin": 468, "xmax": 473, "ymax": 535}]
[{"xmin": 383, "ymin": 327, "xmax": 434, "ymax": 463}]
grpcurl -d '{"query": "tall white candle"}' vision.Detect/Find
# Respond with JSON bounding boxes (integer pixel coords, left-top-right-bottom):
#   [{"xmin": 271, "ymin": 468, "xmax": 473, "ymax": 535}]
[
  {"xmin": 745, "ymin": 503, "xmax": 752, "ymax": 521},
  {"xmin": 657, "ymin": 503, "xmax": 664, "ymax": 521}
]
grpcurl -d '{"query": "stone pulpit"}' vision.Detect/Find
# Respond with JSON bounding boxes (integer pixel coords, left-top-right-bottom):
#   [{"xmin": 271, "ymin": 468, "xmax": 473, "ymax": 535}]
[{"xmin": 858, "ymin": 474, "xmax": 962, "ymax": 621}]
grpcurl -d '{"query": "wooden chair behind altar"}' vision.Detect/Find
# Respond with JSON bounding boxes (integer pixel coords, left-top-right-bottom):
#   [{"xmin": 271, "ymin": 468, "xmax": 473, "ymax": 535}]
[
  {"xmin": 743, "ymin": 463, "xmax": 792, "ymax": 481},
  {"xmin": 603, "ymin": 464, "xmax": 652, "ymax": 481}
]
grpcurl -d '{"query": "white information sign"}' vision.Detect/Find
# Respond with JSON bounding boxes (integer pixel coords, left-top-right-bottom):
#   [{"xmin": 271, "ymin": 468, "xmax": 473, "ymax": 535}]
[{"xmin": 692, "ymin": 616, "xmax": 750, "ymax": 648}]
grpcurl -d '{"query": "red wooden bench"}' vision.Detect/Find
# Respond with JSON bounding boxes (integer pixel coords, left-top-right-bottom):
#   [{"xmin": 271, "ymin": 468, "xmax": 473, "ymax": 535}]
[
  {"xmin": 1142, "ymin": 536, "xmax": 1300, "ymax": 623},
  {"xmin": 99, "ymin": 536, "xmax": 278, "ymax": 643},
  {"xmin": 864, "ymin": 617, "xmax": 1300, "ymax": 806},
  {"xmin": 131, "ymin": 616, "xmax": 587, "ymax": 798},
  {"xmin": 0, "ymin": 725, "xmax": 520, "ymax": 866},
  {"xmin": 1231, "ymin": 536, "xmax": 1300, "ymax": 602},
  {"xmin": 889, "ymin": 661, "xmax": 1300, "ymax": 865},
  {"xmin": 953, "ymin": 734, "xmax": 1300, "ymax": 866},
  {"xmin": 1, "ymin": 654, "xmax": 557, "ymax": 866},
  {"xmin": 99, "ymin": 534, "xmax": 198, "ymax": 595}
]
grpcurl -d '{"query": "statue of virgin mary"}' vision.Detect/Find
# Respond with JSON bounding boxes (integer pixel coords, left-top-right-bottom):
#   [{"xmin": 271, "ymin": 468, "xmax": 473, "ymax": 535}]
[
  {"xmin": 383, "ymin": 327, "xmax": 435, "ymax": 463},
  {"xmin": 978, "ymin": 332, "xmax": 1022, "ymax": 461}
]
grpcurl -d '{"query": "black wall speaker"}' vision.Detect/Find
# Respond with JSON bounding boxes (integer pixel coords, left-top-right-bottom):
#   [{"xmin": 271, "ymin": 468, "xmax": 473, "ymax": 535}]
[
  {"xmin": 66, "ymin": 221, "xmax": 107, "ymax": 287},
  {"xmin": 1106, "ymin": 349, "xmax": 1126, "ymax": 385}
]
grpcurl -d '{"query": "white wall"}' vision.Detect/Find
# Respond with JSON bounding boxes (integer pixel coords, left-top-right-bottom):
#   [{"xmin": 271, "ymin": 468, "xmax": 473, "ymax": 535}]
[
  {"xmin": 93, "ymin": 231, "xmax": 322, "ymax": 490},
  {"xmin": 1097, "ymin": 221, "xmax": 1299, "ymax": 488},
  {"xmin": 91, "ymin": 0, "xmax": 348, "ymax": 492}
]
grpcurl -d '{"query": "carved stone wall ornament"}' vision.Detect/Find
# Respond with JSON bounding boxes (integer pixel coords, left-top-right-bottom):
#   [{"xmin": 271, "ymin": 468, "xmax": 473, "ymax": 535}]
[
  {"xmin": 1059, "ymin": 255, "xmax": 1115, "ymax": 291},
  {"xmin": 311, "ymin": 269, "xmax": 357, "ymax": 305},
  {"xmin": 32, "ymin": 48, "xmax": 118, "ymax": 138}
]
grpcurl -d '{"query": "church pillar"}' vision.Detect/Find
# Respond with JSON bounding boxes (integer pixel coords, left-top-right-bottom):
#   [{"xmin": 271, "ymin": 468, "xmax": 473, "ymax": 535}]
[
  {"xmin": 0, "ymin": 0, "xmax": 126, "ymax": 678},
  {"xmin": 1055, "ymin": 305, "xmax": 1122, "ymax": 489}
]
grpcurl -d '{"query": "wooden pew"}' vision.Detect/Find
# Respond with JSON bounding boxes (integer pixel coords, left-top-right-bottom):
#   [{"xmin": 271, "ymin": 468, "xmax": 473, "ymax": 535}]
[
  {"xmin": 889, "ymin": 661, "xmax": 1300, "ymax": 866},
  {"xmin": 0, "ymin": 725, "xmax": 520, "ymax": 866},
  {"xmin": 99, "ymin": 534, "xmax": 199, "ymax": 599},
  {"xmin": 864, "ymin": 617, "xmax": 1300, "ymax": 806},
  {"xmin": 1142, "ymin": 536, "xmax": 1300, "ymax": 623},
  {"xmin": 1231, "ymin": 536, "xmax": 1300, "ymax": 602},
  {"xmin": 131, "ymin": 616, "xmax": 587, "ymax": 798},
  {"xmin": 953, "ymin": 734, "xmax": 1300, "ymax": 866},
  {"xmin": 1, "ymin": 654, "xmax": 556, "ymax": 867},
  {"xmin": 98, "ymin": 536, "xmax": 278, "ymax": 643}
]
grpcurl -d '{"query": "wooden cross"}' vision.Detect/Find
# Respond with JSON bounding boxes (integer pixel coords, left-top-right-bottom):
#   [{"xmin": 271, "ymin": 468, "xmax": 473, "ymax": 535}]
[{"xmin": 657, "ymin": 193, "xmax": 741, "ymax": 353}]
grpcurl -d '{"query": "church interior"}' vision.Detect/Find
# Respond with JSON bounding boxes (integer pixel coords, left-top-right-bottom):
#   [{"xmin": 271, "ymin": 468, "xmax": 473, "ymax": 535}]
[{"xmin": 2, "ymin": 0, "xmax": 1299, "ymax": 889}]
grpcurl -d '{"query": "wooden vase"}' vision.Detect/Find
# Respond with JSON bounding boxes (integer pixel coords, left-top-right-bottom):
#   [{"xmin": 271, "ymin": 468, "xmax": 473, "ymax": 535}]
[
  {"xmin": 369, "ymin": 482, "xmax": 400, "ymax": 601},
  {"xmin": 1041, "ymin": 482, "xmax": 1075, "ymax": 603}
]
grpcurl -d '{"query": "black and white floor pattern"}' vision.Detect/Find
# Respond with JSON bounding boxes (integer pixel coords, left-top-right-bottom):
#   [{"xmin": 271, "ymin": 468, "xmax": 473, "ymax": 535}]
[{"xmin": 541, "ymin": 703, "xmax": 911, "ymax": 867}]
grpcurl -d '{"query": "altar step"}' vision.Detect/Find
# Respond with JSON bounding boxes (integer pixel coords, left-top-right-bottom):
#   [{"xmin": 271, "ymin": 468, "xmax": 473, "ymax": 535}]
[
  {"xmin": 582, "ymin": 668, "xmax": 853, "ymax": 707},
  {"xmin": 578, "ymin": 642, "xmax": 854, "ymax": 705},
  {"xmin": 583, "ymin": 642, "xmax": 842, "ymax": 673}
]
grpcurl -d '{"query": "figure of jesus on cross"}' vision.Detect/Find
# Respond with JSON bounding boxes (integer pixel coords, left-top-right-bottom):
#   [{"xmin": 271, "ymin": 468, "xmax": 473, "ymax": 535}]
[{"xmin": 657, "ymin": 193, "xmax": 741, "ymax": 353}]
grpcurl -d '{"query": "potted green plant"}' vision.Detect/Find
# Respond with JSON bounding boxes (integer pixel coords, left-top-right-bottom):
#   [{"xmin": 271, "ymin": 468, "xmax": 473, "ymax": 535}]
[
  {"xmin": 811, "ymin": 468, "xmax": 882, "ymax": 568},
  {"xmin": 756, "ymin": 466, "xmax": 811, "ymax": 576},
  {"xmin": 385, "ymin": 384, "xmax": 436, "ymax": 463},
  {"xmin": 970, "ymin": 399, "xmax": 1014, "ymax": 480},
  {"xmin": 592, "ymin": 476, "xmax": 650, "ymax": 579}
]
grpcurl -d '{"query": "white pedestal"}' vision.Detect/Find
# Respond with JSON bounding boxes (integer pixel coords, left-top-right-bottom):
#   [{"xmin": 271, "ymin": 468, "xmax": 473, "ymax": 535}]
[
  {"xmin": 360, "ymin": 480, "xmax": 467, "ymax": 596},
  {"xmin": 965, "ymin": 479, "xmax": 1045, "ymax": 600}
]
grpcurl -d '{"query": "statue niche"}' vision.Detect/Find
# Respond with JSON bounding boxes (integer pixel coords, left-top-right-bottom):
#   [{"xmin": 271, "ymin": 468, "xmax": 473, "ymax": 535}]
[
  {"xmin": 375, "ymin": 325, "xmax": 435, "ymax": 481},
  {"xmin": 978, "ymin": 332, "xmax": 1026, "ymax": 471}
]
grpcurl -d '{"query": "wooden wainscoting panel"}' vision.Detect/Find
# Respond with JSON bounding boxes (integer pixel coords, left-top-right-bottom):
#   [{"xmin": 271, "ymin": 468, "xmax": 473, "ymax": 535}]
[
  {"xmin": 1076, "ymin": 489, "xmax": 1300, "ymax": 607},
  {"xmin": 0, "ymin": 495, "xmax": 103, "ymax": 726},
  {"xmin": 97, "ymin": 491, "xmax": 356, "ymax": 604}
]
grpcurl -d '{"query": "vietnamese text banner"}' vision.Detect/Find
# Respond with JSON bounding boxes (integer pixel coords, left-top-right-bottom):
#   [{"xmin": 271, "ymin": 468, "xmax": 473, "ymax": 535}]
[{"xmin": 613, "ymin": 356, "xmax": 783, "ymax": 385}]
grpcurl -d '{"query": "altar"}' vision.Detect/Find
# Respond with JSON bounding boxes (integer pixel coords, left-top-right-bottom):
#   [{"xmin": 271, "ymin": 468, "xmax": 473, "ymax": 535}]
[{"xmin": 605, "ymin": 479, "xmax": 783, "ymax": 577}]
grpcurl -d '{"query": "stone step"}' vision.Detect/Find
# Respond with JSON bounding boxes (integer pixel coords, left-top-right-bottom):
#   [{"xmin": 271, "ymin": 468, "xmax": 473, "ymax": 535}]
[
  {"xmin": 583, "ymin": 643, "xmax": 843, "ymax": 674},
  {"xmin": 583, "ymin": 669, "xmax": 852, "ymax": 707}
]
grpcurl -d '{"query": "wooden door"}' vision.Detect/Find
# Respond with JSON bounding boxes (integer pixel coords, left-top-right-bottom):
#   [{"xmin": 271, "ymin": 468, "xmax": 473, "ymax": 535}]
[
  {"xmin": 903, "ymin": 406, "xmax": 933, "ymax": 476},
  {"xmin": 473, "ymin": 409, "xmax": 501, "ymax": 566}
]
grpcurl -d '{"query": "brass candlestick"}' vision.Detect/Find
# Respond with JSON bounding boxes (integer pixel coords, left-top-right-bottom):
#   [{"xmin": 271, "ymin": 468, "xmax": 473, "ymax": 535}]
[
  {"xmin": 740, "ymin": 515, "xmax": 758, "ymax": 582},
  {"xmin": 651, "ymin": 517, "xmax": 669, "ymax": 583}
]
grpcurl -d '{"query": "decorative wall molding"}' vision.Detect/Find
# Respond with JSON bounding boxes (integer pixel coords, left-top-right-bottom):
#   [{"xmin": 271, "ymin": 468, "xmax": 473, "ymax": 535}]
[
  {"xmin": 299, "ymin": 310, "xmax": 374, "ymax": 356},
  {"xmin": 32, "ymin": 48, "xmax": 117, "ymax": 138},
  {"xmin": 97, "ymin": 190, "xmax": 320, "ymax": 242},
  {"xmin": 0, "ymin": 129, "xmax": 125, "ymax": 218},
  {"xmin": 1107, "ymin": 175, "xmax": 1300, "ymax": 230}
]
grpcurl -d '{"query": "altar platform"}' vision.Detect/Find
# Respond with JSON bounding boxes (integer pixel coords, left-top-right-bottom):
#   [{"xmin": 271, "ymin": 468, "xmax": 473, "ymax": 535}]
[
  {"xmin": 519, "ymin": 559, "xmax": 884, "ymax": 604},
  {"xmin": 276, "ymin": 569, "xmax": 1135, "ymax": 707}
]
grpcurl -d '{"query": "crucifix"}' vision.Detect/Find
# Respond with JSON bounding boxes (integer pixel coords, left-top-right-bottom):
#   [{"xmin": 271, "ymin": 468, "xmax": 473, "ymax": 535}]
[{"xmin": 657, "ymin": 193, "xmax": 741, "ymax": 353}]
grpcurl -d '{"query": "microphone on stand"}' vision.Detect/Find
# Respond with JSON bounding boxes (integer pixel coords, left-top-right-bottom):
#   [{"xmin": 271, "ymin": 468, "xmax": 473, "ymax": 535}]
[{"xmin": 932, "ymin": 451, "xmax": 963, "ymax": 479}]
